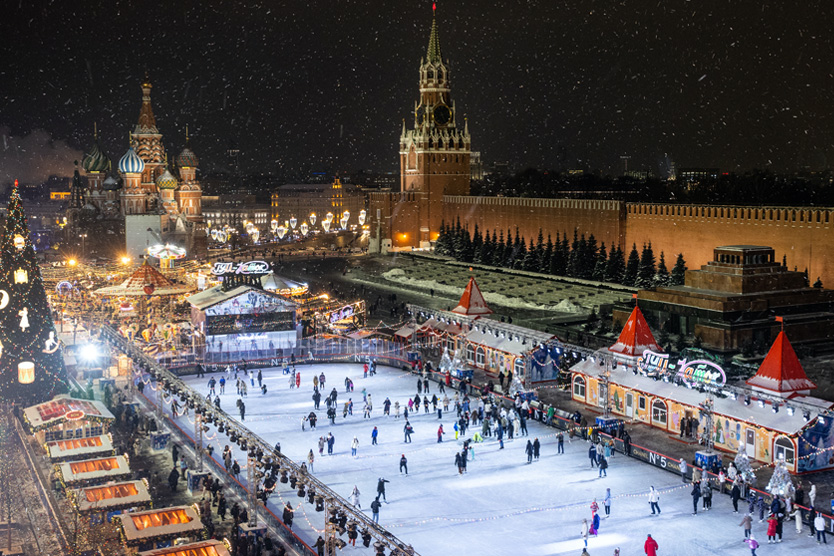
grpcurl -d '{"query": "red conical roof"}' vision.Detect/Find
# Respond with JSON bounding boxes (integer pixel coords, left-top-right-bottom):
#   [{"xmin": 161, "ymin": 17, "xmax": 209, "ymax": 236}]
[
  {"xmin": 746, "ymin": 331, "xmax": 816, "ymax": 395},
  {"xmin": 609, "ymin": 305, "xmax": 662, "ymax": 356},
  {"xmin": 451, "ymin": 277, "xmax": 493, "ymax": 316}
]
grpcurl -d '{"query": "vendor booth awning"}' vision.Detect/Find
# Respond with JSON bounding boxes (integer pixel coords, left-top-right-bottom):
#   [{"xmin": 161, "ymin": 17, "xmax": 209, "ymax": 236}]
[
  {"xmin": 120, "ymin": 506, "xmax": 203, "ymax": 545},
  {"xmin": 260, "ymin": 273, "xmax": 308, "ymax": 296},
  {"xmin": 24, "ymin": 396, "xmax": 114, "ymax": 430},
  {"xmin": 47, "ymin": 435, "xmax": 113, "ymax": 461},
  {"xmin": 59, "ymin": 455, "xmax": 131, "ymax": 486},
  {"xmin": 75, "ymin": 480, "xmax": 151, "ymax": 513},
  {"xmin": 94, "ymin": 262, "xmax": 195, "ymax": 296},
  {"xmin": 138, "ymin": 540, "xmax": 232, "ymax": 556}
]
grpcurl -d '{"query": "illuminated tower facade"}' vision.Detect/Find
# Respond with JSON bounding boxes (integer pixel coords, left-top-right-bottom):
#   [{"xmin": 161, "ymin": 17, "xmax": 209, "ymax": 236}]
[{"xmin": 399, "ymin": 4, "xmax": 471, "ymax": 244}]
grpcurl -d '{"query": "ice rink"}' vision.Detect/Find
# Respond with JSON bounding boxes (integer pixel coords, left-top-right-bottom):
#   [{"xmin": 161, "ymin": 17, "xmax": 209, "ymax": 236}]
[{"xmin": 172, "ymin": 363, "xmax": 820, "ymax": 555}]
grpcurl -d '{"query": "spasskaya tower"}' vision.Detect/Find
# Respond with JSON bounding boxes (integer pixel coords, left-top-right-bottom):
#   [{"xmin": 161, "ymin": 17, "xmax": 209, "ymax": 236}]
[{"xmin": 399, "ymin": 3, "xmax": 471, "ymax": 246}]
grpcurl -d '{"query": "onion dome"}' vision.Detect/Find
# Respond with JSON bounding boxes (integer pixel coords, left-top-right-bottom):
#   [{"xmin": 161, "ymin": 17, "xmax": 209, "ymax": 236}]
[
  {"xmin": 118, "ymin": 146, "xmax": 145, "ymax": 174},
  {"xmin": 102, "ymin": 174, "xmax": 122, "ymax": 191},
  {"xmin": 82, "ymin": 140, "xmax": 110, "ymax": 172},
  {"xmin": 156, "ymin": 168, "xmax": 178, "ymax": 190},
  {"xmin": 176, "ymin": 146, "xmax": 199, "ymax": 168}
]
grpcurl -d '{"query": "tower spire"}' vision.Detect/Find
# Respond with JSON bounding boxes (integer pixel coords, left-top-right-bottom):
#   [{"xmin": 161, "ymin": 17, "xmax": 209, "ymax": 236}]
[
  {"xmin": 426, "ymin": 3, "xmax": 442, "ymax": 64},
  {"xmin": 136, "ymin": 79, "xmax": 158, "ymax": 133}
]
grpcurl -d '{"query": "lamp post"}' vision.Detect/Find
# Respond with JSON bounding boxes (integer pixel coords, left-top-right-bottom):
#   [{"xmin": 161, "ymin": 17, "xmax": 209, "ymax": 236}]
[
  {"xmin": 599, "ymin": 356, "xmax": 612, "ymax": 418},
  {"xmin": 78, "ymin": 233, "xmax": 88, "ymax": 260},
  {"xmin": 247, "ymin": 443, "xmax": 258, "ymax": 528}
]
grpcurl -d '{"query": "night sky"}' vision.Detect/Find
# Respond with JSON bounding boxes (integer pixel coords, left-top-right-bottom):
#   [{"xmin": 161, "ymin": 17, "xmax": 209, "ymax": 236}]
[{"xmin": 2, "ymin": 0, "xmax": 834, "ymax": 183}]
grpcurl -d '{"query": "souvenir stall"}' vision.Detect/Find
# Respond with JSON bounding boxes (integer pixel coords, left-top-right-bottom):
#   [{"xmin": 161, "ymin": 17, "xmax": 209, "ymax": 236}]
[
  {"xmin": 138, "ymin": 540, "xmax": 232, "ymax": 556},
  {"xmin": 73, "ymin": 480, "xmax": 152, "ymax": 516},
  {"xmin": 118, "ymin": 505, "xmax": 204, "ymax": 551},
  {"xmin": 57, "ymin": 455, "xmax": 131, "ymax": 487},
  {"xmin": 47, "ymin": 434, "xmax": 114, "ymax": 462},
  {"xmin": 570, "ymin": 306, "xmax": 834, "ymax": 474},
  {"xmin": 23, "ymin": 396, "xmax": 115, "ymax": 444}
]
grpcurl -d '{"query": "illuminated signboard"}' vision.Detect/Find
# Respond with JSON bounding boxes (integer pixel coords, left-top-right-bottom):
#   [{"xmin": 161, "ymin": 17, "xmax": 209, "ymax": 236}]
[
  {"xmin": 206, "ymin": 312, "xmax": 295, "ymax": 335},
  {"xmin": 212, "ymin": 261, "xmax": 270, "ymax": 276},
  {"xmin": 675, "ymin": 359, "xmax": 727, "ymax": 388},
  {"xmin": 329, "ymin": 305, "xmax": 355, "ymax": 324},
  {"xmin": 637, "ymin": 350, "xmax": 672, "ymax": 375}
]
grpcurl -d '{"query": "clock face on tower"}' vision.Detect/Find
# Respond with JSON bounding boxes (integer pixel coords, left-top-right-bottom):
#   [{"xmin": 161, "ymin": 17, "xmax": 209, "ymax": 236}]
[{"xmin": 433, "ymin": 104, "xmax": 452, "ymax": 126}]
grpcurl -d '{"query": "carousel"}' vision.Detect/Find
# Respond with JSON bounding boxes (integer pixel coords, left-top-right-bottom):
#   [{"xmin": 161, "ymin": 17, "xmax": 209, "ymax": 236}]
[
  {"xmin": 147, "ymin": 244, "xmax": 187, "ymax": 271},
  {"xmin": 94, "ymin": 261, "xmax": 195, "ymax": 298}
]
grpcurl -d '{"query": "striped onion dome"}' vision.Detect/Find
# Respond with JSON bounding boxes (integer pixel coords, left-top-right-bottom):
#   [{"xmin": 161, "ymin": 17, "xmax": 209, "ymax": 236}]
[
  {"xmin": 118, "ymin": 146, "xmax": 145, "ymax": 174},
  {"xmin": 176, "ymin": 146, "xmax": 199, "ymax": 168},
  {"xmin": 156, "ymin": 168, "xmax": 178, "ymax": 189},
  {"xmin": 82, "ymin": 140, "xmax": 110, "ymax": 172}
]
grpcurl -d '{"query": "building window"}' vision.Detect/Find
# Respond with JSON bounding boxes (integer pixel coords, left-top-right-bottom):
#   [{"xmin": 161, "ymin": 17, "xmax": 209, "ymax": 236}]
[
  {"xmin": 466, "ymin": 345, "xmax": 475, "ymax": 364},
  {"xmin": 651, "ymin": 399, "xmax": 667, "ymax": 425},
  {"xmin": 638, "ymin": 396, "xmax": 646, "ymax": 411},
  {"xmin": 573, "ymin": 376, "xmax": 586, "ymax": 399},
  {"xmin": 475, "ymin": 347, "xmax": 485, "ymax": 367},
  {"xmin": 774, "ymin": 436, "xmax": 795, "ymax": 465},
  {"xmin": 514, "ymin": 357, "xmax": 524, "ymax": 377}
]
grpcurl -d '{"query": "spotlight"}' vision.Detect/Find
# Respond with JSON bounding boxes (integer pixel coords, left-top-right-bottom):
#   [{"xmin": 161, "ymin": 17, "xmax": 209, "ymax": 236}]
[
  {"xmin": 803, "ymin": 411, "xmax": 811, "ymax": 421},
  {"xmin": 772, "ymin": 404, "xmax": 778, "ymax": 414},
  {"xmin": 744, "ymin": 396, "xmax": 751, "ymax": 406},
  {"xmin": 757, "ymin": 399, "xmax": 765, "ymax": 408},
  {"xmin": 786, "ymin": 405, "xmax": 795, "ymax": 416},
  {"xmin": 819, "ymin": 416, "xmax": 826, "ymax": 425}
]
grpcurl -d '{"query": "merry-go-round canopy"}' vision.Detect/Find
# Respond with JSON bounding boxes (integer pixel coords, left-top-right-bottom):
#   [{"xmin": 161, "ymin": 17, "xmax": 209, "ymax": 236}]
[{"xmin": 94, "ymin": 261, "xmax": 195, "ymax": 296}]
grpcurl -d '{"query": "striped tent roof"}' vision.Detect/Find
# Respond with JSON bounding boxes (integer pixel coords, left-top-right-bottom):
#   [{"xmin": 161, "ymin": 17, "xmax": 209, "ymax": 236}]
[{"xmin": 94, "ymin": 262, "xmax": 195, "ymax": 296}]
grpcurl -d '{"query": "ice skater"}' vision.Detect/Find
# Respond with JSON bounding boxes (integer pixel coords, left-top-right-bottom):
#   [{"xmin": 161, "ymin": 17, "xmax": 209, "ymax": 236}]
[{"xmin": 648, "ymin": 486, "xmax": 661, "ymax": 515}]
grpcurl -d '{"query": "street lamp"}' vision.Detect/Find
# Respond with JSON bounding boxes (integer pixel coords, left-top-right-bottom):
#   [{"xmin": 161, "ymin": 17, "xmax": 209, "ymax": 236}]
[
  {"xmin": 78, "ymin": 233, "xmax": 88, "ymax": 259},
  {"xmin": 121, "ymin": 256, "xmax": 131, "ymax": 265}
]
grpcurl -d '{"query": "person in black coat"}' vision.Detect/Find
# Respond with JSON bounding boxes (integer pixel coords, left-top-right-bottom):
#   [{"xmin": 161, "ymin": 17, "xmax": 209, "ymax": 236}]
[
  {"xmin": 313, "ymin": 536, "xmax": 325, "ymax": 556},
  {"xmin": 691, "ymin": 482, "xmax": 702, "ymax": 514},
  {"xmin": 377, "ymin": 478, "xmax": 389, "ymax": 502},
  {"xmin": 525, "ymin": 440, "xmax": 533, "ymax": 463},
  {"xmin": 168, "ymin": 467, "xmax": 179, "ymax": 492},
  {"xmin": 532, "ymin": 437, "xmax": 541, "ymax": 460},
  {"xmin": 282, "ymin": 503, "xmax": 294, "ymax": 528},
  {"xmin": 731, "ymin": 482, "xmax": 742, "ymax": 513}
]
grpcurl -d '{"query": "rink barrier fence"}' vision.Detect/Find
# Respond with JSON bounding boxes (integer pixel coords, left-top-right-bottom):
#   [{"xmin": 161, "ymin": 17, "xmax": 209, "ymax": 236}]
[{"xmin": 99, "ymin": 325, "xmax": 422, "ymax": 556}]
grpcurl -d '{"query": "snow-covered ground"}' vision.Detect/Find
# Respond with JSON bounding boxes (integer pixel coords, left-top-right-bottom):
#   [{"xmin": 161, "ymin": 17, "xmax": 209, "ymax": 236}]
[{"xmin": 169, "ymin": 364, "xmax": 819, "ymax": 556}]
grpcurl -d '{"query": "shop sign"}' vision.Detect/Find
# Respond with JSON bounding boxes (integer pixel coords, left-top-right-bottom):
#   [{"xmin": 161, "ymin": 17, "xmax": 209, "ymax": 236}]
[
  {"xmin": 329, "ymin": 304, "xmax": 356, "ymax": 324},
  {"xmin": 212, "ymin": 260, "xmax": 270, "ymax": 276},
  {"xmin": 637, "ymin": 350, "xmax": 672, "ymax": 375},
  {"xmin": 676, "ymin": 359, "xmax": 726, "ymax": 388}
]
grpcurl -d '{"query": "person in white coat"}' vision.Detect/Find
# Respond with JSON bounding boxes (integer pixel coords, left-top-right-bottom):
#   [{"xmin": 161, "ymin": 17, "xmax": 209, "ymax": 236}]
[
  {"xmin": 809, "ymin": 484, "xmax": 817, "ymax": 509},
  {"xmin": 350, "ymin": 486, "xmax": 361, "ymax": 508},
  {"xmin": 581, "ymin": 518, "xmax": 589, "ymax": 547},
  {"xmin": 351, "ymin": 436, "xmax": 359, "ymax": 457},
  {"xmin": 648, "ymin": 486, "xmax": 661, "ymax": 515}
]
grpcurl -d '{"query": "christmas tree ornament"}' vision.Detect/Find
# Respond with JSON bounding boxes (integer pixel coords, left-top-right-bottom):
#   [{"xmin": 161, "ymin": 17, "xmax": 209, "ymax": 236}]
[
  {"xmin": 43, "ymin": 331, "xmax": 60, "ymax": 354},
  {"xmin": 18, "ymin": 361, "xmax": 34, "ymax": 384},
  {"xmin": 0, "ymin": 290, "xmax": 8, "ymax": 310},
  {"xmin": 18, "ymin": 307, "xmax": 29, "ymax": 331},
  {"xmin": 14, "ymin": 268, "xmax": 28, "ymax": 284},
  {"xmin": 13, "ymin": 235, "xmax": 25, "ymax": 250}
]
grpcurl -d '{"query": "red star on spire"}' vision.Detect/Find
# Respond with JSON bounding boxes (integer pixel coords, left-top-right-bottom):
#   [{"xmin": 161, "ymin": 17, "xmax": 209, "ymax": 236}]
[
  {"xmin": 14, "ymin": 179, "xmax": 19, "ymax": 188},
  {"xmin": 433, "ymin": 2, "xmax": 436, "ymax": 12}
]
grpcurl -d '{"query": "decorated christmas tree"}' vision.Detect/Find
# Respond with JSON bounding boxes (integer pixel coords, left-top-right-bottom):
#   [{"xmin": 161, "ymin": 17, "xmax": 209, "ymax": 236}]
[
  {"xmin": 0, "ymin": 181, "xmax": 67, "ymax": 404},
  {"xmin": 766, "ymin": 457, "xmax": 795, "ymax": 498},
  {"xmin": 734, "ymin": 446, "xmax": 757, "ymax": 483},
  {"xmin": 439, "ymin": 346, "xmax": 454, "ymax": 373}
]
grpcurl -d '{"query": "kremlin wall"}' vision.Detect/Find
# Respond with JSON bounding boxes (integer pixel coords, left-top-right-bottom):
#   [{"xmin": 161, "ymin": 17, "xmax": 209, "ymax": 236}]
[{"xmin": 435, "ymin": 196, "xmax": 834, "ymax": 287}]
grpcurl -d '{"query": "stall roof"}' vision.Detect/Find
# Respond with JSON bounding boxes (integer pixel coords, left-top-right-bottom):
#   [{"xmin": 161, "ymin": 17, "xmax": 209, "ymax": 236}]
[
  {"xmin": 24, "ymin": 396, "xmax": 114, "ymax": 430},
  {"xmin": 76, "ymin": 480, "xmax": 151, "ymax": 513},
  {"xmin": 463, "ymin": 327, "xmax": 553, "ymax": 357},
  {"xmin": 609, "ymin": 306, "xmax": 662, "ymax": 357},
  {"xmin": 452, "ymin": 277, "xmax": 493, "ymax": 316},
  {"xmin": 120, "ymin": 506, "xmax": 203, "ymax": 542},
  {"xmin": 394, "ymin": 323, "xmax": 419, "ymax": 338},
  {"xmin": 59, "ymin": 455, "xmax": 130, "ymax": 484},
  {"xmin": 186, "ymin": 284, "xmax": 296, "ymax": 311},
  {"xmin": 746, "ymin": 331, "xmax": 817, "ymax": 396},
  {"xmin": 572, "ymin": 358, "xmax": 832, "ymax": 435},
  {"xmin": 47, "ymin": 435, "xmax": 113, "ymax": 461},
  {"xmin": 138, "ymin": 540, "xmax": 232, "ymax": 556},
  {"xmin": 260, "ymin": 273, "xmax": 308, "ymax": 295}
]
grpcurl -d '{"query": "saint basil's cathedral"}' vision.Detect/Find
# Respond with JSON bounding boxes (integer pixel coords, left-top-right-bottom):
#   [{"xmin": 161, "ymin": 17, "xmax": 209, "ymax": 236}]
[{"xmin": 71, "ymin": 80, "xmax": 205, "ymax": 258}]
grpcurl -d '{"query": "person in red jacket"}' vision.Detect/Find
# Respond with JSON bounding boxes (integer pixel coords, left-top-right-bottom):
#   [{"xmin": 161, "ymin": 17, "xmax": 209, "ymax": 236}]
[
  {"xmin": 644, "ymin": 534, "xmax": 659, "ymax": 556},
  {"xmin": 766, "ymin": 513, "xmax": 778, "ymax": 543}
]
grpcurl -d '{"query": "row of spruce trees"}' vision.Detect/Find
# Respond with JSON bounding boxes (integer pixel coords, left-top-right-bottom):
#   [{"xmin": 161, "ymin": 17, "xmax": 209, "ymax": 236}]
[{"xmin": 434, "ymin": 219, "xmax": 688, "ymax": 288}]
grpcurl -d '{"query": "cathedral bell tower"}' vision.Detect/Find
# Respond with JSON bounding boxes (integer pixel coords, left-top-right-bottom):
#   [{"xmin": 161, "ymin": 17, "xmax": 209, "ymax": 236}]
[{"xmin": 400, "ymin": 3, "xmax": 471, "ymax": 246}]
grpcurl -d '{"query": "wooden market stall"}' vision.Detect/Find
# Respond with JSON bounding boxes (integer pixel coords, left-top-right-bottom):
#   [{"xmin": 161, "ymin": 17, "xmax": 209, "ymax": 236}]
[
  {"xmin": 57, "ymin": 455, "xmax": 131, "ymax": 487},
  {"xmin": 74, "ymin": 480, "xmax": 151, "ymax": 515},
  {"xmin": 570, "ymin": 306, "xmax": 834, "ymax": 474},
  {"xmin": 119, "ymin": 505, "xmax": 204, "ymax": 551},
  {"xmin": 46, "ymin": 434, "xmax": 114, "ymax": 462},
  {"xmin": 23, "ymin": 396, "xmax": 115, "ymax": 444},
  {"xmin": 138, "ymin": 540, "xmax": 231, "ymax": 556}
]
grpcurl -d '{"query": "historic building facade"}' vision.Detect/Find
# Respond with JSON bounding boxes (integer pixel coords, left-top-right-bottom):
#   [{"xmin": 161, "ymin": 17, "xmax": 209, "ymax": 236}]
[
  {"xmin": 370, "ymin": 5, "xmax": 471, "ymax": 250},
  {"xmin": 78, "ymin": 81, "xmax": 206, "ymax": 258}
]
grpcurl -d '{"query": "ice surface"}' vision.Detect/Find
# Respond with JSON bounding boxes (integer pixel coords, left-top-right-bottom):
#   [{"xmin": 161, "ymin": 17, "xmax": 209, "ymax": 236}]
[{"xmin": 173, "ymin": 364, "xmax": 819, "ymax": 556}]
